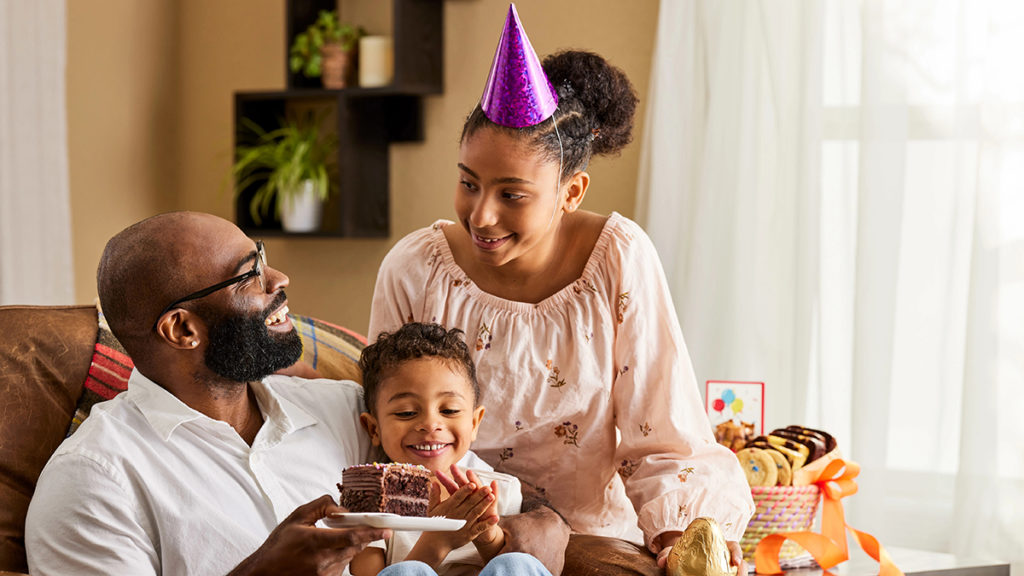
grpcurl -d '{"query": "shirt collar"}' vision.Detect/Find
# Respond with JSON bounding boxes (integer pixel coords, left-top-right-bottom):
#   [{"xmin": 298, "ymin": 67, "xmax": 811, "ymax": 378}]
[{"xmin": 126, "ymin": 369, "xmax": 318, "ymax": 442}]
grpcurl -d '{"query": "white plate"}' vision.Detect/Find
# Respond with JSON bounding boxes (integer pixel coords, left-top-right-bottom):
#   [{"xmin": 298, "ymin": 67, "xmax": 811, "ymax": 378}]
[{"xmin": 324, "ymin": 513, "xmax": 466, "ymax": 531}]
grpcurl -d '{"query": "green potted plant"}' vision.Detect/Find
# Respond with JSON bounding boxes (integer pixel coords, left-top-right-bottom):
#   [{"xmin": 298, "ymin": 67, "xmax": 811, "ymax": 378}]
[
  {"xmin": 289, "ymin": 10, "xmax": 365, "ymax": 89},
  {"xmin": 232, "ymin": 112, "xmax": 338, "ymax": 232}
]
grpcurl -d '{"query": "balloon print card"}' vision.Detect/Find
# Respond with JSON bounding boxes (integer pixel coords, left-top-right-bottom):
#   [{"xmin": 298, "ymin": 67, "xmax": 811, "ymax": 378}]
[{"xmin": 705, "ymin": 380, "xmax": 764, "ymax": 435}]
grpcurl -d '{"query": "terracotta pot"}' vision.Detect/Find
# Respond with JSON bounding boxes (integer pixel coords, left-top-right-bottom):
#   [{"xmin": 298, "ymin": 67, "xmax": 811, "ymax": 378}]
[{"xmin": 320, "ymin": 43, "xmax": 354, "ymax": 89}]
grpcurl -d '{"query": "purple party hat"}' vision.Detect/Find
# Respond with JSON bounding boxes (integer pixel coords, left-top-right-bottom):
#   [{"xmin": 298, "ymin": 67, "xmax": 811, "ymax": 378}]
[{"xmin": 480, "ymin": 3, "xmax": 558, "ymax": 128}]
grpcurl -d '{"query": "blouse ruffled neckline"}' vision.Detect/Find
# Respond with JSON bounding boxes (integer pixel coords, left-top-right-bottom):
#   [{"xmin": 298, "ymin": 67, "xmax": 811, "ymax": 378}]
[{"xmin": 427, "ymin": 212, "xmax": 624, "ymax": 314}]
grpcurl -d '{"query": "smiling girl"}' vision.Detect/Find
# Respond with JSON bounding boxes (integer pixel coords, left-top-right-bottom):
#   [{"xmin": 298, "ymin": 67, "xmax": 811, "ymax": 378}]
[{"xmin": 369, "ymin": 5, "xmax": 753, "ymax": 572}]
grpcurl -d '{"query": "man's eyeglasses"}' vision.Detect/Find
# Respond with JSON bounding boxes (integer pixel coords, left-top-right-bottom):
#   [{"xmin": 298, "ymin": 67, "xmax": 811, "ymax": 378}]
[{"xmin": 151, "ymin": 241, "xmax": 267, "ymax": 331}]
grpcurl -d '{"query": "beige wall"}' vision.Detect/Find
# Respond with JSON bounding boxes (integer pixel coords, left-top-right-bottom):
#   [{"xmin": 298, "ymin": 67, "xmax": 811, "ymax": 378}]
[
  {"xmin": 67, "ymin": 0, "xmax": 180, "ymax": 303},
  {"xmin": 67, "ymin": 0, "xmax": 660, "ymax": 333}
]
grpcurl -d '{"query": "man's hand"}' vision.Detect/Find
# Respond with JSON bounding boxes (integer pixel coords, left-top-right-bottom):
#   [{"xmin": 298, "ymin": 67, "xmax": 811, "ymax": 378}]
[
  {"xmin": 228, "ymin": 495, "xmax": 390, "ymax": 576},
  {"xmin": 498, "ymin": 506, "xmax": 569, "ymax": 575},
  {"xmin": 490, "ymin": 479, "xmax": 569, "ymax": 575}
]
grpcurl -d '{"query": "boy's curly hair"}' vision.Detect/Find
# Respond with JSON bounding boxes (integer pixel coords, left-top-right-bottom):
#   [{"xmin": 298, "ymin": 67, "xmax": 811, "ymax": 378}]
[{"xmin": 359, "ymin": 322, "xmax": 480, "ymax": 414}]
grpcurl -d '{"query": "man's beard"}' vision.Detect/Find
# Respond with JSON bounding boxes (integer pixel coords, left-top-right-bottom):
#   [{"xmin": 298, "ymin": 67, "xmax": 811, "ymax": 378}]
[{"xmin": 200, "ymin": 293, "xmax": 303, "ymax": 383}]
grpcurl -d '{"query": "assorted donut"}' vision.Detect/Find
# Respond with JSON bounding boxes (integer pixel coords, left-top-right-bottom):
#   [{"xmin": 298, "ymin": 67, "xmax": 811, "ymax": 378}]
[{"xmin": 727, "ymin": 425, "xmax": 835, "ymax": 487}]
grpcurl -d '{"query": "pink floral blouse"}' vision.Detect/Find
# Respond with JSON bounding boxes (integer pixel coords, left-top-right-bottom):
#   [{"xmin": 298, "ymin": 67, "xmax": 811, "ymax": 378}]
[{"xmin": 368, "ymin": 213, "xmax": 754, "ymax": 549}]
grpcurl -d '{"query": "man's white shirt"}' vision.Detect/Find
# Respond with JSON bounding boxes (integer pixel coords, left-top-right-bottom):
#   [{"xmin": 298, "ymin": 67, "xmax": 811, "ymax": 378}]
[{"xmin": 25, "ymin": 370, "xmax": 370, "ymax": 576}]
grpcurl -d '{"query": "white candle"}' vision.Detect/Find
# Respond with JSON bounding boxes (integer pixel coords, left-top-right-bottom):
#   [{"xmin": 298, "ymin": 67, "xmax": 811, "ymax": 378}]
[{"xmin": 359, "ymin": 36, "xmax": 393, "ymax": 88}]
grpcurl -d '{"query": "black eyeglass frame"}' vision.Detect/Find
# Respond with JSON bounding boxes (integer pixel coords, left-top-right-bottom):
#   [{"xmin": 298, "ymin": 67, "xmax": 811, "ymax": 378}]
[{"xmin": 151, "ymin": 240, "xmax": 266, "ymax": 331}]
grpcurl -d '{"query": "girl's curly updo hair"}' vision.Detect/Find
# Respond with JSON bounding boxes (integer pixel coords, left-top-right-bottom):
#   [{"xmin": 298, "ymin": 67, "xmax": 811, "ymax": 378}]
[{"xmin": 461, "ymin": 50, "xmax": 639, "ymax": 182}]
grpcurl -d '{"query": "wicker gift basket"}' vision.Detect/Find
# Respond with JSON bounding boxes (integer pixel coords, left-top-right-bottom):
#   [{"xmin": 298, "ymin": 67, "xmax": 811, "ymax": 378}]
[
  {"xmin": 718, "ymin": 423, "xmax": 901, "ymax": 574},
  {"xmin": 739, "ymin": 484, "xmax": 820, "ymax": 564}
]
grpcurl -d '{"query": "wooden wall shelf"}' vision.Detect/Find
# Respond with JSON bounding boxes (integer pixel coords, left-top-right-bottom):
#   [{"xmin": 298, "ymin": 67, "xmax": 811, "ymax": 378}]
[{"xmin": 234, "ymin": 0, "xmax": 443, "ymax": 238}]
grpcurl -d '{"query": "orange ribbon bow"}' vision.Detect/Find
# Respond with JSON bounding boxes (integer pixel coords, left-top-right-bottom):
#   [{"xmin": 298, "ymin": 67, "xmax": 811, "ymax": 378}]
[{"xmin": 753, "ymin": 458, "xmax": 904, "ymax": 575}]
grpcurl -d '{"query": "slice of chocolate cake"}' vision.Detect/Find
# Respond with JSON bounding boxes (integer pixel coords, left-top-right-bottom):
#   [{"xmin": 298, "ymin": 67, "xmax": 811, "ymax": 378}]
[{"xmin": 338, "ymin": 463, "xmax": 432, "ymax": 517}]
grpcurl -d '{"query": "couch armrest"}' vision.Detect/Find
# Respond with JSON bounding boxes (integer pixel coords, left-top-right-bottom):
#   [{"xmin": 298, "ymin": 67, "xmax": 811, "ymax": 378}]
[
  {"xmin": 564, "ymin": 534, "xmax": 660, "ymax": 576},
  {"xmin": 0, "ymin": 305, "xmax": 98, "ymax": 573}
]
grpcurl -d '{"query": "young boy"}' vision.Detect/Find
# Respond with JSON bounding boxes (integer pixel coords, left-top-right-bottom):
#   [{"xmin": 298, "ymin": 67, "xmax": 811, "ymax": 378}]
[{"xmin": 351, "ymin": 322, "xmax": 549, "ymax": 576}]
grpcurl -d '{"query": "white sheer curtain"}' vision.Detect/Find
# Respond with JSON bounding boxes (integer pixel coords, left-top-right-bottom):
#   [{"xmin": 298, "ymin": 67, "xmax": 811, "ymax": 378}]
[
  {"xmin": 0, "ymin": 0, "xmax": 73, "ymax": 305},
  {"xmin": 638, "ymin": 0, "xmax": 1024, "ymax": 570}
]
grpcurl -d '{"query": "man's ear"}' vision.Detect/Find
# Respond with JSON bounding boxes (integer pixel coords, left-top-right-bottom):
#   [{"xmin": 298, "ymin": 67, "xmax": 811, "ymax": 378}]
[
  {"xmin": 155, "ymin": 310, "xmax": 204, "ymax": 350},
  {"xmin": 360, "ymin": 412, "xmax": 382, "ymax": 446},
  {"xmin": 562, "ymin": 171, "xmax": 590, "ymax": 213}
]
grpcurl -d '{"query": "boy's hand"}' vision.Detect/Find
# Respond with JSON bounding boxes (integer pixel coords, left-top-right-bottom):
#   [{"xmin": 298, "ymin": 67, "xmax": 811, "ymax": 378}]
[
  {"xmin": 405, "ymin": 476, "xmax": 496, "ymax": 567},
  {"xmin": 465, "ymin": 470, "xmax": 502, "ymax": 546},
  {"xmin": 423, "ymin": 472, "xmax": 496, "ymax": 548},
  {"xmin": 437, "ymin": 465, "xmax": 505, "ymax": 561}
]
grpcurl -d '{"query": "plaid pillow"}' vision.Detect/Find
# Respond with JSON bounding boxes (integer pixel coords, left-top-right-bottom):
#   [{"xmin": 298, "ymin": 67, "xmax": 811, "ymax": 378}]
[
  {"xmin": 67, "ymin": 306, "xmax": 366, "ymax": 437},
  {"xmin": 67, "ymin": 310, "xmax": 133, "ymax": 436},
  {"xmin": 291, "ymin": 313, "xmax": 366, "ymax": 382}
]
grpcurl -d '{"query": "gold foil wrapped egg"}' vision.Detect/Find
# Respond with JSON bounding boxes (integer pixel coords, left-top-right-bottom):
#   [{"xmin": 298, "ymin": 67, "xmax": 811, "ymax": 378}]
[{"xmin": 666, "ymin": 517, "xmax": 736, "ymax": 576}]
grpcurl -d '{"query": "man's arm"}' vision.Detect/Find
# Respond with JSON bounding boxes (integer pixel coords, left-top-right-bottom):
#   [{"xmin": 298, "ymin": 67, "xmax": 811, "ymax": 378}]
[
  {"xmin": 26, "ymin": 455, "xmax": 160, "ymax": 576},
  {"xmin": 228, "ymin": 495, "xmax": 390, "ymax": 576},
  {"xmin": 496, "ymin": 481, "xmax": 570, "ymax": 575}
]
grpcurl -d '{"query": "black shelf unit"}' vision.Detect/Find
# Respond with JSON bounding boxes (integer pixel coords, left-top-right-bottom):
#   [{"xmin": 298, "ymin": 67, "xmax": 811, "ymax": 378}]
[{"xmin": 234, "ymin": 0, "xmax": 443, "ymax": 238}]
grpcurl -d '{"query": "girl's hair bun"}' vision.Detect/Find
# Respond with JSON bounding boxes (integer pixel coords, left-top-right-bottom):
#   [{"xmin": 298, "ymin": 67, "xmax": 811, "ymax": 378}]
[{"xmin": 542, "ymin": 50, "xmax": 638, "ymax": 156}]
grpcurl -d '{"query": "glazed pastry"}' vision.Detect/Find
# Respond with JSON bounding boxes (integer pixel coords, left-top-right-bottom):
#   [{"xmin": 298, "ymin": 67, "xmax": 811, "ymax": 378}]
[
  {"xmin": 771, "ymin": 428, "xmax": 825, "ymax": 463},
  {"xmin": 736, "ymin": 447, "xmax": 778, "ymax": 487},
  {"xmin": 764, "ymin": 435, "xmax": 809, "ymax": 471},
  {"xmin": 666, "ymin": 517, "xmax": 736, "ymax": 576},
  {"xmin": 785, "ymin": 425, "xmax": 836, "ymax": 453}
]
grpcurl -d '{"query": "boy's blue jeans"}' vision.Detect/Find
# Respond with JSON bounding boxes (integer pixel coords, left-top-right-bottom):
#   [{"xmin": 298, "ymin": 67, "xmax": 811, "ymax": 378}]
[{"xmin": 376, "ymin": 552, "xmax": 552, "ymax": 576}]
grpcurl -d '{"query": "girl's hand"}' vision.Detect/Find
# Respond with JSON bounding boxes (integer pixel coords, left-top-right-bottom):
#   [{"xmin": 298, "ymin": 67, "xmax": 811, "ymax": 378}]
[{"xmin": 655, "ymin": 534, "xmax": 747, "ymax": 575}]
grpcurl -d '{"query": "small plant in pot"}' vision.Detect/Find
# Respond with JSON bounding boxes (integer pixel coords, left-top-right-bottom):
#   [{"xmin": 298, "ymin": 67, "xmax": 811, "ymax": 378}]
[
  {"xmin": 289, "ymin": 10, "xmax": 365, "ymax": 89},
  {"xmin": 232, "ymin": 113, "xmax": 337, "ymax": 233}
]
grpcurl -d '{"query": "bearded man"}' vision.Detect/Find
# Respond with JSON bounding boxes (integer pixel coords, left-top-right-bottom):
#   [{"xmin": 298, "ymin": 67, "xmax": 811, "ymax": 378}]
[
  {"xmin": 24, "ymin": 212, "xmax": 567, "ymax": 576},
  {"xmin": 24, "ymin": 212, "xmax": 389, "ymax": 575}
]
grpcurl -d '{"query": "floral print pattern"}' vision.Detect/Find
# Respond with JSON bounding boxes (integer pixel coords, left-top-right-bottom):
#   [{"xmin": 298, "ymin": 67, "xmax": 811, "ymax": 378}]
[
  {"xmin": 677, "ymin": 504, "xmax": 688, "ymax": 522},
  {"xmin": 640, "ymin": 422, "xmax": 652, "ymax": 437},
  {"xmin": 554, "ymin": 421, "xmax": 580, "ymax": 447},
  {"xmin": 499, "ymin": 447, "xmax": 514, "ymax": 464},
  {"xmin": 573, "ymin": 279, "xmax": 598, "ymax": 295},
  {"xmin": 618, "ymin": 458, "xmax": 641, "ymax": 479},
  {"xmin": 546, "ymin": 359, "xmax": 567, "ymax": 389},
  {"xmin": 476, "ymin": 322, "xmax": 492, "ymax": 351},
  {"xmin": 514, "ymin": 420, "xmax": 523, "ymax": 431},
  {"xmin": 678, "ymin": 466, "xmax": 695, "ymax": 482},
  {"xmin": 617, "ymin": 292, "xmax": 631, "ymax": 324}
]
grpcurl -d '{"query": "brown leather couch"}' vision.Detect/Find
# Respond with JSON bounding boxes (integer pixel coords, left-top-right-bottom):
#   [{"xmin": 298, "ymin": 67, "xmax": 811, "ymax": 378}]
[{"xmin": 0, "ymin": 305, "xmax": 657, "ymax": 575}]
